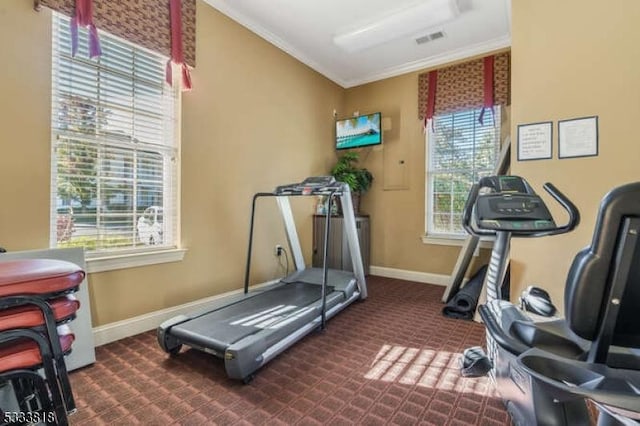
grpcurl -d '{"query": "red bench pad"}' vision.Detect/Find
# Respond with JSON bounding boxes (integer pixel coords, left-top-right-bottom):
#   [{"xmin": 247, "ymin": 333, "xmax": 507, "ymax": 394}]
[
  {"xmin": 0, "ymin": 333, "xmax": 75, "ymax": 373},
  {"xmin": 0, "ymin": 259, "xmax": 85, "ymax": 297},
  {"xmin": 0, "ymin": 296, "xmax": 80, "ymax": 332}
]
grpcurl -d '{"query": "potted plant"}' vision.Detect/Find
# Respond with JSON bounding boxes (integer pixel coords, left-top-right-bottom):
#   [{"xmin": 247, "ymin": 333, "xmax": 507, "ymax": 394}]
[{"xmin": 330, "ymin": 152, "xmax": 373, "ymax": 214}]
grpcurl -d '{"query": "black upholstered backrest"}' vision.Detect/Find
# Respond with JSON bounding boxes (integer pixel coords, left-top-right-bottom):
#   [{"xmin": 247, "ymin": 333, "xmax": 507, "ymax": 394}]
[
  {"xmin": 615, "ymin": 241, "xmax": 640, "ymax": 348},
  {"xmin": 564, "ymin": 182, "xmax": 640, "ymax": 349}
]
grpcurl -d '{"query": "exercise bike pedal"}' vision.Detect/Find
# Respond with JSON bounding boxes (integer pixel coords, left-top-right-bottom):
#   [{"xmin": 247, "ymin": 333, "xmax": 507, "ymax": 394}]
[
  {"xmin": 460, "ymin": 346, "xmax": 493, "ymax": 378},
  {"xmin": 519, "ymin": 285, "xmax": 557, "ymax": 317}
]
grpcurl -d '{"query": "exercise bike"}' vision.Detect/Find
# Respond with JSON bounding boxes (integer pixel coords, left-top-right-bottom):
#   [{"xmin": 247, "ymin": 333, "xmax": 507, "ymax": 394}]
[
  {"xmin": 462, "ymin": 175, "xmax": 587, "ymax": 425},
  {"xmin": 465, "ymin": 176, "xmax": 640, "ymax": 425}
]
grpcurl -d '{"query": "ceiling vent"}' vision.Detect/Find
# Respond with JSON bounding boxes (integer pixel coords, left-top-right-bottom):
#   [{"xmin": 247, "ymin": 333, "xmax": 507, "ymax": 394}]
[
  {"xmin": 333, "ymin": 0, "xmax": 459, "ymax": 52},
  {"xmin": 416, "ymin": 31, "xmax": 446, "ymax": 45}
]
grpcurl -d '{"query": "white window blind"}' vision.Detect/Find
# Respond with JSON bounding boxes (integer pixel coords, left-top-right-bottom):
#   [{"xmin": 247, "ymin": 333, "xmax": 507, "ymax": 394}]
[
  {"xmin": 426, "ymin": 108, "xmax": 501, "ymax": 237},
  {"xmin": 51, "ymin": 14, "xmax": 179, "ymax": 255}
]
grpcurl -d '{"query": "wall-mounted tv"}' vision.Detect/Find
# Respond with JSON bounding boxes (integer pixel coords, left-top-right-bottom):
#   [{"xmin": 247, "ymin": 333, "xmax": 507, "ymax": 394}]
[{"xmin": 336, "ymin": 112, "xmax": 382, "ymax": 150}]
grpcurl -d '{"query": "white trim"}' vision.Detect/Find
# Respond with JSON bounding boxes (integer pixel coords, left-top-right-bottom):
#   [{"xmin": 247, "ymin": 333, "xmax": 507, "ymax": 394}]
[
  {"xmin": 504, "ymin": 0, "xmax": 512, "ymax": 34},
  {"xmin": 86, "ymin": 248, "xmax": 187, "ymax": 273},
  {"xmin": 421, "ymin": 235, "xmax": 493, "ymax": 250},
  {"xmin": 342, "ymin": 35, "xmax": 511, "ymax": 88},
  {"xmin": 92, "ymin": 267, "xmax": 459, "ymax": 346},
  {"xmin": 202, "ymin": 0, "xmax": 510, "ymax": 88},
  {"xmin": 92, "ymin": 267, "xmax": 451, "ymax": 346},
  {"xmin": 202, "ymin": 0, "xmax": 349, "ymax": 87},
  {"xmin": 369, "ymin": 265, "xmax": 450, "ymax": 287},
  {"xmin": 92, "ymin": 279, "xmax": 279, "ymax": 346}
]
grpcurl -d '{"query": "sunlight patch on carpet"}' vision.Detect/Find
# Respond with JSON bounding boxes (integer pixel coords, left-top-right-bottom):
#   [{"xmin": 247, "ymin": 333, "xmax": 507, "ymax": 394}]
[{"xmin": 364, "ymin": 344, "xmax": 490, "ymax": 395}]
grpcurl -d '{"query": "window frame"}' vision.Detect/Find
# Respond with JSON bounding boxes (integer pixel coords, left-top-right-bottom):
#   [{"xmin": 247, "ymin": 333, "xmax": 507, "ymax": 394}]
[
  {"xmin": 424, "ymin": 107, "xmax": 502, "ymax": 242},
  {"xmin": 49, "ymin": 13, "xmax": 185, "ymax": 271}
]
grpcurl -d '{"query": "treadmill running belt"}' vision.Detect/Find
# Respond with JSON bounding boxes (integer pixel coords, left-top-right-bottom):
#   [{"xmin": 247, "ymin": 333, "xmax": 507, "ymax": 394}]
[{"xmin": 170, "ymin": 282, "xmax": 335, "ymax": 352}]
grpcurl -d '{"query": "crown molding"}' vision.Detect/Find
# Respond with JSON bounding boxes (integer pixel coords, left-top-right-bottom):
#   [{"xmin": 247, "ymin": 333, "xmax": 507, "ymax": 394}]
[
  {"xmin": 203, "ymin": 0, "xmax": 350, "ymax": 87},
  {"xmin": 343, "ymin": 35, "xmax": 511, "ymax": 88},
  {"xmin": 203, "ymin": 1, "xmax": 511, "ymax": 89}
]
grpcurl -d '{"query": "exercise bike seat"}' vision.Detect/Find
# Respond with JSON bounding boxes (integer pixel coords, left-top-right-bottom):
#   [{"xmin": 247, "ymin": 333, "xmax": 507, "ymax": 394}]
[
  {"xmin": 479, "ymin": 300, "xmax": 588, "ymax": 359},
  {"xmin": 510, "ymin": 318, "xmax": 587, "ymax": 359}
]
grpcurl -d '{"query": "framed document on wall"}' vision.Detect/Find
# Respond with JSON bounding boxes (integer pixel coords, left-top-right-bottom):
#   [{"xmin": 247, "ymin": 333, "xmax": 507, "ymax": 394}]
[
  {"xmin": 558, "ymin": 116, "xmax": 598, "ymax": 159},
  {"xmin": 517, "ymin": 121, "xmax": 553, "ymax": 161}
]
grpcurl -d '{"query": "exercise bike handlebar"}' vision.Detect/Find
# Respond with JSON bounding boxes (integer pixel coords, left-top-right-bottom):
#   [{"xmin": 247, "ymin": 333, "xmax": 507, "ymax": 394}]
[
  {"xmin": 462, "ymin": 183, "xmax": 488, "ymax": 236},
  {"xmin": 539, "ymin": 182, "xmax": 580, "ymax": 236},
  {"xmin": 462, "ymin": 180, "xmax": 580, "ymax": 237}
]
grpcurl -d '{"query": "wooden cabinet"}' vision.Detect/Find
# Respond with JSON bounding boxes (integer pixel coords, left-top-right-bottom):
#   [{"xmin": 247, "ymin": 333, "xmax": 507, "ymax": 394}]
[{"xmin": 312, "ymin": 215, "xmax": 370, "ymax": 275}]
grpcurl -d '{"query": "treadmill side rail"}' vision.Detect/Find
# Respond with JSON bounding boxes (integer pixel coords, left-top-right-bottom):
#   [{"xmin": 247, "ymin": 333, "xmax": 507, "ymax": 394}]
[
  {"xmin": 338, "ymin": 185, "xmax": 367, "ymax": 299},
  {"xmin": 224, "ymin": 288, "xmax": 361, "ymax": 381}
]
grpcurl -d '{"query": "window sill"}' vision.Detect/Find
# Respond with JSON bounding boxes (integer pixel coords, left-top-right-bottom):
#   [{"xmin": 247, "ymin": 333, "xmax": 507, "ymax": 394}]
[
  {"xmin": 421, "ymin": 234, "xmax": 494, "ymax": 249},
  {"xmin": 86, "ymin": 248, "xmax": 187, "ymax": 274}
]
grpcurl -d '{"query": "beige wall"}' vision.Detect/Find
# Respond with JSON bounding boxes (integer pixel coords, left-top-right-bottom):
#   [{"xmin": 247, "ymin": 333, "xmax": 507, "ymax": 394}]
[
  {"xmin": 343, "ymin": 56, "xmax": 506, "ymax": 277},
  {"xmin": 0, "ymin": 0, "xmax": 344, "ymax": 326},
  {"xmin": 510, "ymin": 0, "xmax": 640, "ymax": 311},
  {"xmin": 4, "ymin": 0, "xmax": 633, "ymax": 326}
]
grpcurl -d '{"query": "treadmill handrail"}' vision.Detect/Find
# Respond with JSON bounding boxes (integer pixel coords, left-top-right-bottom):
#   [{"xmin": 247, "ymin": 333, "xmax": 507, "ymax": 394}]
[
  {"xmin": 319, "ymin": 190, "xmax": 339, "ymax": 329},
  {"xmin": 244, "ymin": 192, "xmax": 274, "ymax": 293},
  {"xmin": 244, "ymin": 190, "xmax": 338, "ymax": 293},
  {"xmin": 243, "ymin": 179, "xmax": 366, "ymax": 303},
  {"xmin": 244, "ymin": 189, "xmax": 342, "ymax": 328}
]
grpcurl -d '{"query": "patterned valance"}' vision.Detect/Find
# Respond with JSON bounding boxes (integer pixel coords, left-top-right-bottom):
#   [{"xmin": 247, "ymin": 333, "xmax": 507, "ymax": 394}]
[
  {"xmin": 418, "ymin": 52, "xmax": 510, "ymax": 120},
  {"xmin": 39, "ymin": 0, "xmax": 196, "ymax": 67}
]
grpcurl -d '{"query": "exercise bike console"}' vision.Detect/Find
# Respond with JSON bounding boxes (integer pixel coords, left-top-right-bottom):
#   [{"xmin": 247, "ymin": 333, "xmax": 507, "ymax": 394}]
[{"xmin": 463, "ymin": 175, "xmax": 580, "ymax": 236}]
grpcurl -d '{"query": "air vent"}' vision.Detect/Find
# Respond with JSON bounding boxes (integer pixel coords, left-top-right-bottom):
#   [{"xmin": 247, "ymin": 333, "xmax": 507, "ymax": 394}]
[{"xmin": 416, "ymin": 31, "xmax": 446, "ymax": 45}]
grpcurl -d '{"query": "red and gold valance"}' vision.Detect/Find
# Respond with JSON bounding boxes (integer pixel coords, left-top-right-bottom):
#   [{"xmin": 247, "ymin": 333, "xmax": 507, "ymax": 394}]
[
  {"xmin": 418, "ymin": 51, "xmax": 510, "ymax": 120},
  {"xmin": 39, "ymin": 0, "xmax": 196, "ymax": 67}
]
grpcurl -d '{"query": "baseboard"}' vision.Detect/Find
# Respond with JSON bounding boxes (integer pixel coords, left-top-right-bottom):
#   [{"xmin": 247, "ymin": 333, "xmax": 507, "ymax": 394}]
[
  {"xmin": 92, "ymin": 280, "xmax": 279, "ymax": 347},
  {"xmin": 93, "ymin": 268, "xmax": 452, "ymax": 347},
  {"xmin": 369, "ymin": 265, "xmax": 450, "ymax": 286}
]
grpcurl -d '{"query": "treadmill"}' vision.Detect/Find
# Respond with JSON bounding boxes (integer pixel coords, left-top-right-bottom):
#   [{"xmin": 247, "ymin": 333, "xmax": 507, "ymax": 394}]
[{"xmin": 157, "ymin": 176, "xmax": 367, "ymax": 383}]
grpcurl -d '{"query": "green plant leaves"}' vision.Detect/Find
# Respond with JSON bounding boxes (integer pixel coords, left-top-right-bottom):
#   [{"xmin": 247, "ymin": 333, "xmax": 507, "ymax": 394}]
[{"xmin": 330, "ymin": 152, "xmax": 373, "ymax": 193}]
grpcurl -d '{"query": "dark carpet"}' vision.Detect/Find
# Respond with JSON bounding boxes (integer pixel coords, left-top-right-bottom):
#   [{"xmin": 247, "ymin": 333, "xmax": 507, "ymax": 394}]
[{"xmin": 68, "ymin": 276, "xmax": 509, "ymax": 425}]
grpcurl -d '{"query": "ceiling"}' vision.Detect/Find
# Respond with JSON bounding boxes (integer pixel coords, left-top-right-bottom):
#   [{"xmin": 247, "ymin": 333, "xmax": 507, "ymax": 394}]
[{"xmin": 203, "ymin": 0, "xmax": 511, "ymax": 88}]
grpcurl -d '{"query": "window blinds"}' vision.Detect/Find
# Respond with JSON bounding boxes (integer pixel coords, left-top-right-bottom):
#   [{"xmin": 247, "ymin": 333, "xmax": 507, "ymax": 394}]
[
  {"xmin": 51, "ymin": 14, "xmax": 179, "ymax": 254},
  {"xmin": 427, "ymin": 108, "xmax": 501, "ymax": 236}
]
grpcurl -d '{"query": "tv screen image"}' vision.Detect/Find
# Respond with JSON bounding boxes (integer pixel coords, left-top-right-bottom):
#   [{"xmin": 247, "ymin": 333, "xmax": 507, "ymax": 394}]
[{"xmin": 336, "ymin": 112, "xmax": 382, "ymax": 150}]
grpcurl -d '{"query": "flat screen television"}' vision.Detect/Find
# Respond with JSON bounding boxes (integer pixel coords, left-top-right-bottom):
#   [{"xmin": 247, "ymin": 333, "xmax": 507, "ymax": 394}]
[{"xmin": 335, "ymin": 112, "xmax": 382, "ymax": 150}]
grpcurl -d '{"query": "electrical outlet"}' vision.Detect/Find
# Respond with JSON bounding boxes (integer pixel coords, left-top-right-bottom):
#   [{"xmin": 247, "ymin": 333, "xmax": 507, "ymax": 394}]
[{"xmin": 274, "ymin": 245, "xmax": 283, "ymax": 256}]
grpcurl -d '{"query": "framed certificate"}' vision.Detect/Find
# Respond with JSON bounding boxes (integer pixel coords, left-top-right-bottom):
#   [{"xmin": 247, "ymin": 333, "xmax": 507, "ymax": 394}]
[
  {"xmin": 558, "ymin": 116, "xmax": 598, "ymax": 159},
  {"xmin": 517, "ymin": 121, "xmax": 553, "ymax": 161}
]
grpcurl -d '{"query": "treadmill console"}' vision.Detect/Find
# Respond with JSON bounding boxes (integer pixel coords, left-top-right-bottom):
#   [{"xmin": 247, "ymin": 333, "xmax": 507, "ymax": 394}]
[{"xmin": 275, "ymin": 176, "xmax": 339, "ymax": 195}]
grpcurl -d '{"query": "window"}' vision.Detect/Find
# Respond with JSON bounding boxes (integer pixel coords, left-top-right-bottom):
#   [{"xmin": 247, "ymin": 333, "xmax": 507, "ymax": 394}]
[
  {"xmin": 426, "ymin": 107, "xmax": 501, "ymax": 238},
  {"xmin": 50, "ymin": 14, "xmax": 179, "ymax": 256}
]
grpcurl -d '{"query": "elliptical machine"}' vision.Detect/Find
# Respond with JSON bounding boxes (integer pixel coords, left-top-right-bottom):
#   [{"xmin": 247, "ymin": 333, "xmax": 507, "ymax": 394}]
[{"xmin": 462, "ymin": 175, "xmax": 586, "ymax": 425}]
